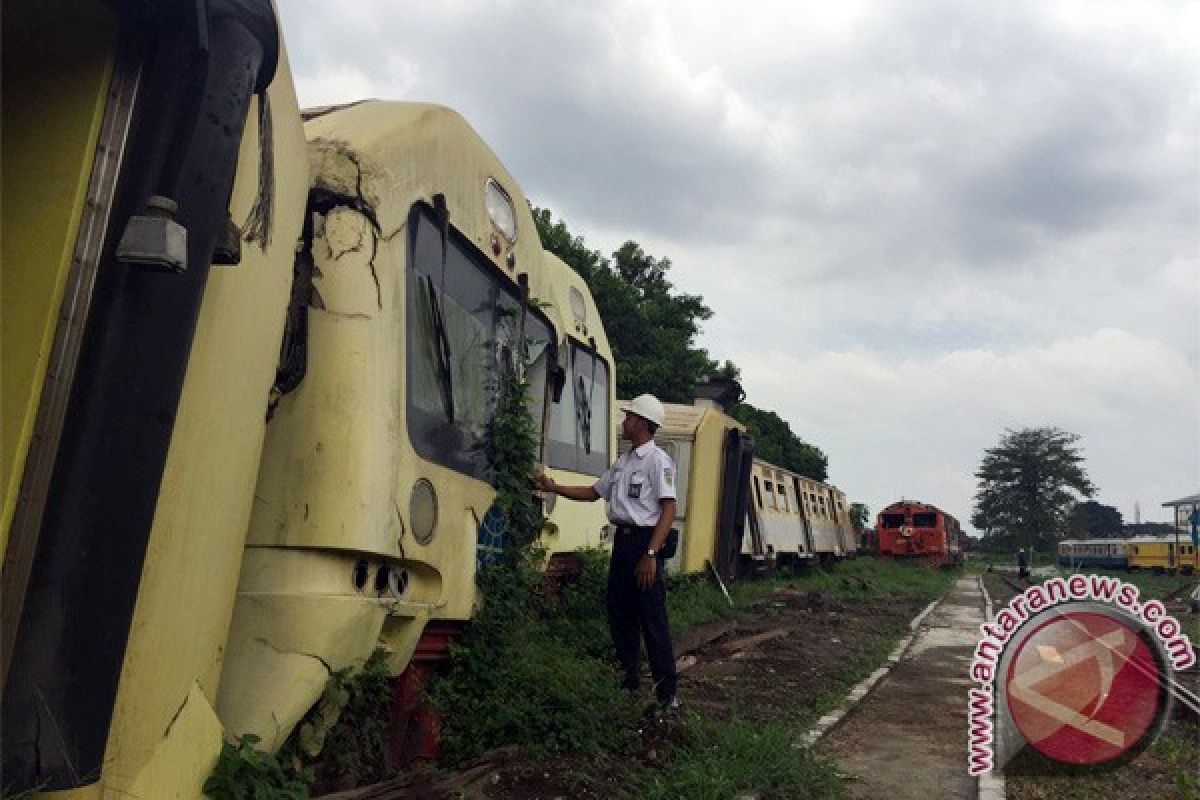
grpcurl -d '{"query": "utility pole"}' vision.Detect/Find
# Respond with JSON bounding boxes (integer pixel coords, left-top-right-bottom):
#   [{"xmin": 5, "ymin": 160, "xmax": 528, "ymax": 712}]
[{"xmin": 1134, "ymin": 501, "xmax": 1141, "ymax": 526}]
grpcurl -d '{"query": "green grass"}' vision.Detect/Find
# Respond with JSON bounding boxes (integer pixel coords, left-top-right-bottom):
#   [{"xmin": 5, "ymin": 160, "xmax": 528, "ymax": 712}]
[
  {"xmin": 431, "ymin": 553, "xmax": 957, "ymax": 794},
  {"xmin": 1157, "ymin": 729, "xmax": 1200, "ymax": 800},
  {"xmin": 668, "ymin": 557, "xmax": 953, "ymax": 635},
  {"xmin": 628, "ymin": 714, "xmax": 849, "ymax": 800}
]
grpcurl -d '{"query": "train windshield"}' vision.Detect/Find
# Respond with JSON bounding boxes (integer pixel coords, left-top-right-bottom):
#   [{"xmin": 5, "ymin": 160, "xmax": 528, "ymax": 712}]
[
  {"xmin": 881, "ymin": 513, "xmax": 905, "ymax": 529},
  {"xmin": 546, "ymin": 342, "xmax": 610, "ymax": 476},
  {"xmin": 406, "ymin": 203, "xmax": 554, "ymax": 480},
  {"xmin": 913, "ymin": 512, "xmax": 937, "ymax": 527}
]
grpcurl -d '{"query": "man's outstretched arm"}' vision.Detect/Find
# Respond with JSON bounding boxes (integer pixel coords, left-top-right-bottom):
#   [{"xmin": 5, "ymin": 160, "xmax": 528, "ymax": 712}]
[{"xmin": 534, "ymin": 472, "xmax": 600, "ymax": 502}]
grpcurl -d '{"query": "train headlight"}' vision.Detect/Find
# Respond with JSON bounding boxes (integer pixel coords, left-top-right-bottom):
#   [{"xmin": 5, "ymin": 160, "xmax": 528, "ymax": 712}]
[
  {"xmin": 485, "ymin": 178, "xmax": 517, "ymax": 246},
  {"xmin": 410, "ymin": 479, "xmax": 438, "ymax": 545}
]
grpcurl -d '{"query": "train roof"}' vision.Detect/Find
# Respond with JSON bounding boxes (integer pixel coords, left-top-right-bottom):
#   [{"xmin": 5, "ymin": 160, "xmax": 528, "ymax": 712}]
[
  {"xmin": 1060, "ymin": 535, "xmax": 1192, "ymax": 545},
  {"xmin": 658, "ymin": 403, "xmax": 709, "ymax": 437},
  {"xmin": 752, "ymin": 457, "xmax": 845, "ymax": 495},
  {"xmin": 1127, "ymin": 534, "xmax": 1196, "ymax": 544}
]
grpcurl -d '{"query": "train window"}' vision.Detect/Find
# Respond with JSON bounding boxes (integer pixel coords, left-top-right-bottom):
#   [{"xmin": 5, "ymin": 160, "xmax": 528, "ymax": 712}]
[
  {"xmin": 546, "ymin": 341, "xmax": 611, "ymax": 476},
  {"xmin": 765, "ymin": 481, "xmax": 778, "ymax": 510},
  {"xmin": 913, "ymin": 512, "xmax": 936, "ymax": 527},
  {"xmin": 881, "ymin": 513, "xmax": 905, "ymax": 529},
  {"xmin": 406, "ymin": 203, "xmax": 555, "ymax": 481},
  {"xmin": 753, "ymin": 475, "xmax": 763, "ymax": 509}
]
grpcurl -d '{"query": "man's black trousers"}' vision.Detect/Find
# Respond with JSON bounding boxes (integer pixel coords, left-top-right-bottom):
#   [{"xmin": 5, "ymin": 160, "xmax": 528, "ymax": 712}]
[{"xmin": 607, "ymin": 526, "xmax": 677, "ymax": 703}]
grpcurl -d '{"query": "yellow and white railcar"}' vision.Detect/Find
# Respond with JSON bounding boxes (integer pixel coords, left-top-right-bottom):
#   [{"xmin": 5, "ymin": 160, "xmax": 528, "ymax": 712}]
[
  {"xmin": 744, "ymin": 460, "xmax": 816, "ymax": 568},
  {"xmin": 216, "ymin": 101, "xmax": 588, "ymax": 750},
  {"xmin": 538, "ymin": 253, "xmax": 617, "ymax": 561},
  {"xmin": 795, "ymin": 473, "xmax": 845, "ymax": 563},
  {"xmin": 649, "ymin": 395, "xmax": 754, "ymax": 580},
  {"xmin": 3, "ymin": 1, "xmax": 308, "ymax": 796}
]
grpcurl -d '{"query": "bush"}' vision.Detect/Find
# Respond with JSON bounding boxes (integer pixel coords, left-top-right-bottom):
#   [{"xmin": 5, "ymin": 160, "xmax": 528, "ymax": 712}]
[{"xmin": 429, "ymin": 550, "xmax": 641, "ymax": 765}]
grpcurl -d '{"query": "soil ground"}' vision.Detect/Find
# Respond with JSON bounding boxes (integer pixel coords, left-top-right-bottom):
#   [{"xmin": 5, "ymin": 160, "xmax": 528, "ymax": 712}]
[
  {"xmin": 818, "ymin": 576, "xmax": 985, "ymax": 799},
  {"xmin": 982, "ymin": 569, "xmax": 1200, "ymax": 800}
]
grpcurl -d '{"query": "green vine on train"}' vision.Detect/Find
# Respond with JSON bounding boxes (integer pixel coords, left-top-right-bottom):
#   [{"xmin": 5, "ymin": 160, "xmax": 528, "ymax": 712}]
[{"xmin": 484, "ymin": 300, "xmax": 545, "ymax": 561}]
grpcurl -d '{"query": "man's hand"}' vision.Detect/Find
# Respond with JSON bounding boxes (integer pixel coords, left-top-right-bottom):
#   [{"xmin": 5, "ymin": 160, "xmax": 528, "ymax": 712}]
[
  {"xmin": 636, "ymin": 554, "xmax": 657, "ymax": 590},
  {"xmin": 533, "ymin": 472, "xmax": 555, "ymax": 493}
]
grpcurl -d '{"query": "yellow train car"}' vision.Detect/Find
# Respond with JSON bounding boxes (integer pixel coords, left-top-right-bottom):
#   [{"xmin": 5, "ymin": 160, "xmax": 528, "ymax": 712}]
[
  {"xmin": 653, "ymin": 386, "xmax": 754, "ymax": 580},
  {"xmin": 215, "ymin": 100, "xmax": 597, "ymax": 753},
  {"xmin": 3, "ymin": 1, "xmax": 307, "ymax": 796},
  {"xmin": 538, "ymin": 253, "xmax": 617, "ymax": 561},
  {"xmin": 3, "ymin": 5, "xmax": 619, "ymax": 795},
  {"xmin": 1128, "ymin": 536, "xmax": 1199, "ymax": 575}
]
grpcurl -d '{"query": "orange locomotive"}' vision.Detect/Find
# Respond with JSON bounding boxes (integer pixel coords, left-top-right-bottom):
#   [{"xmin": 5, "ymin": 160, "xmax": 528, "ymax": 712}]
[{"xmin": 876, "ymin": 501, "xmax": 963, "ymax": 568}]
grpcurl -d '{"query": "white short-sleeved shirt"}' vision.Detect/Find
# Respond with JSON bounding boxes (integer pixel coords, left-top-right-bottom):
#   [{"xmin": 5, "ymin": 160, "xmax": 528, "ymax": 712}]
[{"xmin": 593, "ymin": 440, "xmax": 677, "ymax": 526}]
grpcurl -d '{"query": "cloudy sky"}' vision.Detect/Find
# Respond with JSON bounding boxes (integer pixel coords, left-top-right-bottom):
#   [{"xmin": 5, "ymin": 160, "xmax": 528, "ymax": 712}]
[{"xmin": 279, "ymin": 0, "xmax": 1198, "ymax": 531}]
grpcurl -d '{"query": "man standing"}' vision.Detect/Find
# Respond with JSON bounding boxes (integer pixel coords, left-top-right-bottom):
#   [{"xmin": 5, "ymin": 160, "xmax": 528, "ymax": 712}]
[
  {"xmin": 1017, "ymin": 547, "xmax": 1029, "ymax": 581},
  {"xmin": 534, "ymin": 393, "xmax": 679, "ymax": 710}
]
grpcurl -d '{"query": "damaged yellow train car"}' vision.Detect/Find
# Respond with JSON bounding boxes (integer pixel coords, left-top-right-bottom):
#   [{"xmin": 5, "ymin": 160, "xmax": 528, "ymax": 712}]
[{"xmin": 2, "ymin": 2, "xmax": 614, "ymax": 797}]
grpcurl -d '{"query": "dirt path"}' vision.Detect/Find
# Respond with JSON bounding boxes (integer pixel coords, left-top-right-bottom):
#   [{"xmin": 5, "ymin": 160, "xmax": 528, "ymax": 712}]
[{"xmin": 818, "ymin": 577, "xmax": 984, "ymax": 800}]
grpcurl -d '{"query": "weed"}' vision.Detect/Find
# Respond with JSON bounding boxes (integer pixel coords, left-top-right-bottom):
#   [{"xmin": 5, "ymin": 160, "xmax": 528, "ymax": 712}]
[
  {"xmin": 429, "ymin": 551, "xmax": 642, "ymax": 765},
  {"xmin": 629, "ymin": 714, "xmax": 848, "ymax": 800},
  {"xmin": 203, "ymin": 735, "xmax": 308, "ymax": 800},
  {"xmin": 280, "ymin": 648, "xmax": 395, "ymax": 789}
]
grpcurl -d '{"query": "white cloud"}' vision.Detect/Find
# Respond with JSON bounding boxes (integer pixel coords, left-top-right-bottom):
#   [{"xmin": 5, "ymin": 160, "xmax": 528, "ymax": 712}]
[{"xmin": 735, "ymin": 329, "xmax": 1199, "ymax": 530}]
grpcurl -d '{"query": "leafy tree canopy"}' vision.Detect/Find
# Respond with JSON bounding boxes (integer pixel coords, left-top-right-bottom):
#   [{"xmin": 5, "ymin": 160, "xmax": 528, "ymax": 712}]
[
  {"xmin": 849, "ymin": 502, "xmax": 870, "ymax": 530},
  {"xmin": 729, "ymin": 403, "xmax": 828, "ymax": 481},
  {"xmin": 971, "ymin": 427, "xmax": 1095, "ymax": 552},
  {"xmin": 534, "ymin": 206, "xmax": 830, "ymax": 481},
  {"xmin": 533, "ymin": 207, "xmax": 717, "ymax": 403},
  {"xmin": 1066, "ymin": 500, "xmax": 1124, "ymax": 539}
]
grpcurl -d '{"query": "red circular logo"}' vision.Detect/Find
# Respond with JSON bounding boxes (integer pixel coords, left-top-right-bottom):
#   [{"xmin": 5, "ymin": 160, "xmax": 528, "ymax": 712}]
[{"xmin": 1005, "ymin": 610, "xmax": 1166, "ymax": 766}]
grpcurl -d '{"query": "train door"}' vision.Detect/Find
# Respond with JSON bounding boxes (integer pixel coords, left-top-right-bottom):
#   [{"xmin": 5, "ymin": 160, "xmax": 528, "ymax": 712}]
[
  {"xmin": 714, "ymin": 429, "xmax": 755, "ymax": 582},
  {"xmin": 792, "ymin": 476, "xmax": 815, "ymax": 555}
]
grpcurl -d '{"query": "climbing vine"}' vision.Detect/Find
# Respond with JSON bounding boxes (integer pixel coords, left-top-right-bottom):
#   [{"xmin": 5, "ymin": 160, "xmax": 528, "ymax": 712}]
[{"xmin": 484, "ymin": 303, "xmax": 545, "ymax": 559}]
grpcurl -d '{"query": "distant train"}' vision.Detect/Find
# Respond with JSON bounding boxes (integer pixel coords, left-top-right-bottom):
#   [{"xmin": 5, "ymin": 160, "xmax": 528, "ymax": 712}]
[
  {"xmin": 645, "ymin": 389, "xmax": 859, "ymax": 581},
  {"xmin": 1057, "ymin": 536, "xmax": 1198, "ymax": 574},
  {"xmin": 876, "ymin": 501, "xmax": 963, "ymax": 568}
]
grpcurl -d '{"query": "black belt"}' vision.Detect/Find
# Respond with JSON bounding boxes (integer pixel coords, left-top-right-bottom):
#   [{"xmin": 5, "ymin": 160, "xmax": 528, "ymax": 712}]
[{"xmin": 614, "ymin": 523, "xmax": 654, "ymax": 535}]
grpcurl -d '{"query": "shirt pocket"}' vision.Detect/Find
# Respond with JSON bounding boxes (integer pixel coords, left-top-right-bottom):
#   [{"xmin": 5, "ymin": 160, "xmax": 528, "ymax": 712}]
[{"xmin": 628, "ymin": 470, "xmax": 645, "ymax": 499}]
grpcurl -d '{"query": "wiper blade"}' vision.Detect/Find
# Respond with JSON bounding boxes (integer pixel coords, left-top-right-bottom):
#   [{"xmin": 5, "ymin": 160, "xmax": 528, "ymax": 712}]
[
  {"xmin": 575, "ymin": 373, "xmax": 592, "ymax": 453},
  {"xmin": 424, "ymin": 274, "xmax": 455, "ymax": 422}
]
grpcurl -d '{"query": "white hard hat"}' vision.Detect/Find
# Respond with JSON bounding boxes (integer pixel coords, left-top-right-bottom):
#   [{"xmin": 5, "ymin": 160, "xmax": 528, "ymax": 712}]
[{"xmin": 624, "ymin": 394, "xmax": 665, "ymax": 427}]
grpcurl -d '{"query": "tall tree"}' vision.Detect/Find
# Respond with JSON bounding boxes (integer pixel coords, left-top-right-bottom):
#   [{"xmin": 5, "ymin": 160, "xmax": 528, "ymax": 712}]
[
  {"xmin": 849, "ymin": 502, "xmax": 870, "ymax": 531},
  {"xmin": 533, "ymin": 208, "xmax": 717, "ymax": 402},
  {"xmin": 729, "ymin": 403, "xmax": 828, "ymax": 481},
  {"xmin": 1066, "ymin": 501, "xmax": 1124, "ymax": 539},
  {"xmin": 971, "ymin": 428, "xmax": 1095, "ymax": 552}
]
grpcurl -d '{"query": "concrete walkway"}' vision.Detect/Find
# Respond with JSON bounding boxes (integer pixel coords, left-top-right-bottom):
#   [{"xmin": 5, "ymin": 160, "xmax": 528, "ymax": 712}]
[{"xmin": 818, "ymin": 578, "xmax": 986, "ymax": 800}]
